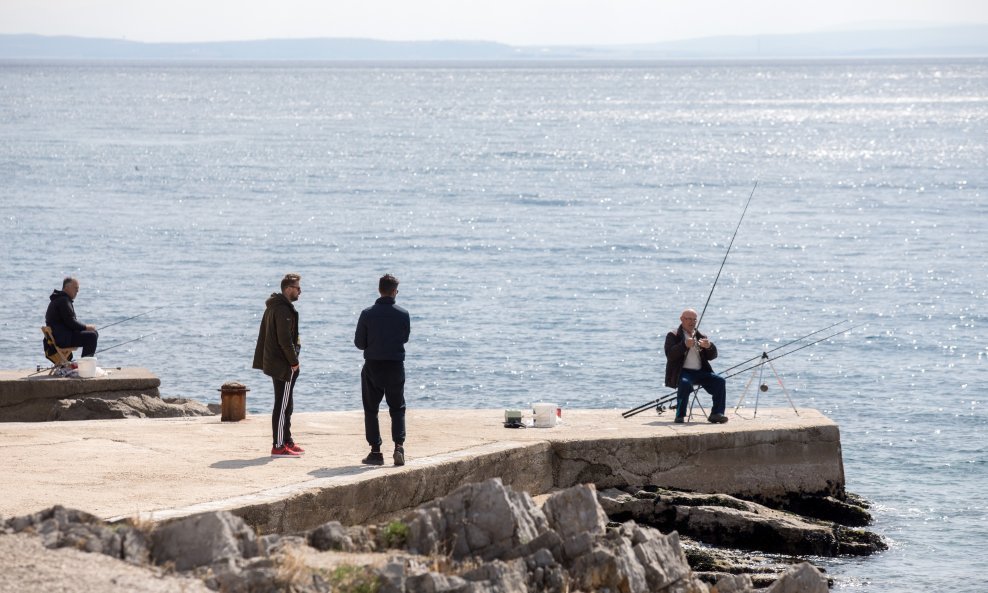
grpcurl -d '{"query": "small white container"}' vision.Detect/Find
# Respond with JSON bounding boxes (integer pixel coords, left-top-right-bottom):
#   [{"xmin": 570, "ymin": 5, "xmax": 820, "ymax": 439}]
[
  {"xmin": 532, "ymin": 402, "xmax": 557, "ymax": 428},
  {"xmin": 76, "ymin": 357, "xmax": 98, "ymax": 378}
]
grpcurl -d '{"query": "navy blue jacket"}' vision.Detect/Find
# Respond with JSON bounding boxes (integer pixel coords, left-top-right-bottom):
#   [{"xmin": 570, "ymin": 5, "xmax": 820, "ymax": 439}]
[
  {"xmin": 354, "ymin": 296, "xmax": 410, "ymax": 361},
  {"xmin": 45, "ymin": 290, "xmax": 88, "ymax": 347}
]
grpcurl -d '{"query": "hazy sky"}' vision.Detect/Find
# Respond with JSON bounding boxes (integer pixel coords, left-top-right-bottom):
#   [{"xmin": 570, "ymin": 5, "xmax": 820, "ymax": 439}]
[{"xmin": 2, "ymin": 0, "xmax": 986, "ymax": 45}]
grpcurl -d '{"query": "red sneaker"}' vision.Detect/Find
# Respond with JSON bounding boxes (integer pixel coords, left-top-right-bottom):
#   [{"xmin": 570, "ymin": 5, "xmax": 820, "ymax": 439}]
[
  {"xmin": 287, "ymin": 442, "xmax": 305, "ymax": 454},
  {"xmin": 271, "ymin": 445, "xmax": 301, "ymax": 458}
]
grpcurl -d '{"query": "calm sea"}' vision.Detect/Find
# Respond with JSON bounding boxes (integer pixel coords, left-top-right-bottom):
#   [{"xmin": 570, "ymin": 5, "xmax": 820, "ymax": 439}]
[{"xmin": 1, "ymin": 58, "xmax": 985, "ymax": 591}]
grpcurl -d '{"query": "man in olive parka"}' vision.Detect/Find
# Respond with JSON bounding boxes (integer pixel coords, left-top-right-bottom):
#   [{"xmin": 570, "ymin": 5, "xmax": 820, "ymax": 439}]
[{"xmin": 253, "ymin": 273, "xmax": 303, "ymax": 457}]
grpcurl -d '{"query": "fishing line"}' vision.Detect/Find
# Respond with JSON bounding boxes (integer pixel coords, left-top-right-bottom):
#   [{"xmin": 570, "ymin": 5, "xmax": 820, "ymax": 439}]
[
  {"xmin": 719, "ymin": 322, "xmax": 865, "ymax": 382},
  {"xmin": 97, "ymin": 306, "xmax": 166, "ymax": 331},
  {"xmin": 718, "ymin": 319, "xmax": 850, "ymax": 376},
  {"xmin": 695, "ymin": 181, "xmax": 757, "ymax": 332},
  {"xmin": 95, "ymin": 332, "xmax": 156, "ymax": 355}
]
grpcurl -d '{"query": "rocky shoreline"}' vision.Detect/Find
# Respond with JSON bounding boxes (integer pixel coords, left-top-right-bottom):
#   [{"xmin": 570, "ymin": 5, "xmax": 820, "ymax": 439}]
[{"xmin": 1, "ymin": 477, "xmax": 880, "ymax": 592}]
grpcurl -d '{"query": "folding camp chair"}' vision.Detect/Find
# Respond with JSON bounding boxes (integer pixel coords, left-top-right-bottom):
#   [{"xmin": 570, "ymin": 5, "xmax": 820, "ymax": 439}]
[
  {"xmin": 41, "ymin": 326, "xmax": 77, "ymax": 375},
  {"xmin": 685, "ymin": 385, "xmax": 708, "ymax": 422}
]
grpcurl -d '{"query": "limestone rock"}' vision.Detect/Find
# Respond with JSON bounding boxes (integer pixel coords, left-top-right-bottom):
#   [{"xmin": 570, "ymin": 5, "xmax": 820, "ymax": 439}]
[
  {"xmin": 600, "ymin": 486, "xmax": 887, "ymax": 557},
  {"xmin": 764, "ymin": 562, "xmax": 829, "ymax": 593},
  {"xmin": 715, "ymin": 573, "xmax": 755, "ymax": 593},
  {"xmin": 541, "ymin": 482, "xmax": 608, "ymax": 540},
  {"xmin": 682, "ymin": 541, "xmax": 802, "ymax": 589},
  {"xmin": 401, "ymin": 480, "xmax": 708, "ymax": 593},
  {"xmin": 150, "ymin": 511, "xmax": 258, "ymax": 571},
  {"xmin": 1, "ymin": 484, "xmax": 839, "ymax": 593},
  {"xmin": 569, "ymin": 535, "xmax": 650, "ymax": 593},
  {"xmin": 307, "ymin": 520, "xmax": 354, "ymax": 552},
  {"xmin": 48, "ymin": 393, "xmax": 215, "ymax": 421},
  {"xmin": 521, "ymin": 548, "xmax": 567, "ymax": 593},
  {"xmin": 780, "ymin": 493, "xmax": 873, "ymax": 526},
  {"xmin": 630, "ymin": 526, "xmax": 693, "ymax": 591},
  {"xmin": 4, "ymin": 505, "xmax": 149, "ymax": 565},
  {"xmin": 162, "ymin": 397, "xmax": 215, "ymax": 415},
  {"xmin": 405, "ymin": 571, "xmax": 474, "ymax": 593},
  {"xmin": 679, "ymin": 503, "xmax": 838, "ymax": 556},
  {"xmin": 403, "ymin": 477, "xmax": 548, "ymax": 561},
  {"xmin": 460, "ymin": 558, "xmax": 530, "ymax": 593},
  {"xmin": 0, "ymin": 532, "xmax": 211, "ymax": 593}
]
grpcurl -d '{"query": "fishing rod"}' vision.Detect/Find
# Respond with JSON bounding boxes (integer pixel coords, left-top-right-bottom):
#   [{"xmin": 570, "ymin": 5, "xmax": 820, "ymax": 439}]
[
  {"xmin": 718, "ymin": 319, "xmax": 850, "ymax": 376},
  {"xmin": 695, "ymin": 181, "xmax": 757, "ymax": 333},
  {"xmin": 622, "ymin": 182, "xmax": 758, "ymax": 418},
  {"xmin": 97, "ymin": 306, "xmax": 166, "ymax": 331},
  {"xmin": 621, "ymin": 321, "xmax": 862, "ymax": 418},
  {"xmin": 719, "ymin": 322, "xmax": 865, "ymax": 383},
  {"xmin": 95, "ymin": 332, "xmax": 156, "ymax": 355}
]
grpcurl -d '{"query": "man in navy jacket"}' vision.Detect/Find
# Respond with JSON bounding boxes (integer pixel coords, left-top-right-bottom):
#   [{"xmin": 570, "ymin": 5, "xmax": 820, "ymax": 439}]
[
  {"xmin": 45, "ymin": 277, "xmax": 98, "ymax": 358},
  {"xmin": 354, "ymin": 273, "xmax": 411, "ymax": 466}
]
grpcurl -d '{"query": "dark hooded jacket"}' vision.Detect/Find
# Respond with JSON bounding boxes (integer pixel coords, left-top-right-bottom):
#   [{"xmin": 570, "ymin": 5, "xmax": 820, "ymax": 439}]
[
  {"xmin": 664, "ymin": 325, "xmax": 719, "ymax": 388},
  {"xmin": 252, "ymin": 292, "xmax": 300, "ymax": 382},
  {"xmin": 45, "ymin": 290, "xmax": 88, "ymax": 347},
  {"xmin": 354, "ymin": 296, "xmax": 410, "ymax": 361}
]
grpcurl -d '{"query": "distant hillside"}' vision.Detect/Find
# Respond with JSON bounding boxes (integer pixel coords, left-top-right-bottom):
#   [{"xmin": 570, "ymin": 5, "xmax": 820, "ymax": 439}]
[
  {"xmin": 2, "ymin": 24, "xmax": 987, "ymax": 60},
  {"xmin": 0, "ymin": 35, "xmax": 518, "ymax": 60},
  {"xmin": 591, "ymin": 24, "xmax": 988, "ymax": 59}
]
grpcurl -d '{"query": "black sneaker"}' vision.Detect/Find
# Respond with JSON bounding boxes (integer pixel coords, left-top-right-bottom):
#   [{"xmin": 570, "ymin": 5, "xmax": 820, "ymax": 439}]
[
  {"xmin": 361, "ymin": 451, "xmax": 384, "ymax": 465},
  {"xmin": 708, "ymin": 413, "xmax": 729, "ymax": 424},
  {"xmin": 673, "ymin": 416, "xmax": 685, "ymax": 424},
  {"xmin": 393, "ymin": 445, "xmax": 405, "ymax": 467}
]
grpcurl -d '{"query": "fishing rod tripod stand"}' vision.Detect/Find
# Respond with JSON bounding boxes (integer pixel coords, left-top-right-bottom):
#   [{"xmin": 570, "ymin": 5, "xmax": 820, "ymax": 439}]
[{"xmin": 733, "ymin": 351, "xmax": 799, "ymax": 418}]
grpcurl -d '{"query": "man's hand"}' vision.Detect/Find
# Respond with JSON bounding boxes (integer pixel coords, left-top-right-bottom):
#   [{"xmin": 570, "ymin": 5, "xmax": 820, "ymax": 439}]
[
  {"xmin": 85, "ymin": 324, "xmax": 96, "ymax": 331},
  {"xmin": 698, "ymin": 338, "xmax": 711, "ymax": 349}
]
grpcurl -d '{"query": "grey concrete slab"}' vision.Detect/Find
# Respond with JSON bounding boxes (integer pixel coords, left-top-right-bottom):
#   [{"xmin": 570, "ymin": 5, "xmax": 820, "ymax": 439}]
[{"xmin": 0, "ymin": 367, "xmax": 161, "ymax": 406}]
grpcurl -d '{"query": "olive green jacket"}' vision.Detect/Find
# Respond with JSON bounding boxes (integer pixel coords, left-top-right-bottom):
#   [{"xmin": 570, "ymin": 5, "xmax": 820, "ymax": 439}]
[{"xmin": 252, "ymin": 292, "xmax": 300, "ymax": 382}]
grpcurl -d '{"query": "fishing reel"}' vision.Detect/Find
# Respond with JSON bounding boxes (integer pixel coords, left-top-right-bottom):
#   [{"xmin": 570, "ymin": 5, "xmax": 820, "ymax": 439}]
[{"xmin": 654, "ymin": 395, "xmax": 677, "ymax": 415}]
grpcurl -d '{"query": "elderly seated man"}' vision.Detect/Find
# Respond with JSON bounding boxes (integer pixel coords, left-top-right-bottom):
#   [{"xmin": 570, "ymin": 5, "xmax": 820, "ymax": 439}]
[{"xmin": 45, "ymin": 277, "xmax": 99, "ymax": 358}]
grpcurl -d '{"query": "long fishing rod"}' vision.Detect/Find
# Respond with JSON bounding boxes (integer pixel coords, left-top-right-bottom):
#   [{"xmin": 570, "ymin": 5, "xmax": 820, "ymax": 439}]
[
  {"xmin": 718, "ymin": 322, "xmax": 865, "ymax": 383},
  {"xmin": 97, "ymin": 306, "xmax": 165, "ymax": 331},
  {"xmin": 695, "ymin": 181, "xmax": 758, "ymax": 333},
  {"xmin": 622, "ymin": 182, "xmax": 758, "ymax": 418},
  {"xmin": 95, "ymin": 332, "xmax": 156, "ymax": 355},
  {"xmin": 718, "ymin": 319, "xmax": 849, "ymax": 376},
  {"xmin": 621, "ymin": 322, "xmax": 861, "ymax": 418}
]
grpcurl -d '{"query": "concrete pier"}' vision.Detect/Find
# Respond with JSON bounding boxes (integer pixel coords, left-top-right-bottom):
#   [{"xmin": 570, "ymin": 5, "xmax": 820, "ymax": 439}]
[
  {"xmin": 0, "ymin": 367, "xmax": 161, "ymax": 422},
  {"xmin": 0, "ymin": 408, "xmax": 843, "ymax": 534}
]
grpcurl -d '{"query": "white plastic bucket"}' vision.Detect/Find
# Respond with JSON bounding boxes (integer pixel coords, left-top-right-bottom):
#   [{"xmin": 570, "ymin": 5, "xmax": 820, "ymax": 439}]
[
  {"xmin": 532, "ymin": 402, "xmax": 557, "ymax": 428},
  {"xmin": 77, "ymin": 357, "xmax": 98, "ymax": 378}
]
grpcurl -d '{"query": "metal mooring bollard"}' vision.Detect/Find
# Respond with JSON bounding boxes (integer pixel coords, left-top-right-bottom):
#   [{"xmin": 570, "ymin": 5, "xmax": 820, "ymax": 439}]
[{"xmin": 219, "ymin": 381, "xmax": 249, "ymax": 422}]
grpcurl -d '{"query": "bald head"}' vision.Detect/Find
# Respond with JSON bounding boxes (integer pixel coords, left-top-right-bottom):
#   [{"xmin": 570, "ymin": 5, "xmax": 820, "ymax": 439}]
[{"xmin": 680, "ymin": 308, "xmax": 697, "ymax": 332}]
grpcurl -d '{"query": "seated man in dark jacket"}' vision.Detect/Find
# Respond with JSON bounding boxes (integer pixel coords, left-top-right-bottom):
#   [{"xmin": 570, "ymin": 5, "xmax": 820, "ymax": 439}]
[
  {"xmin": 354, "ymin": 273, "xmax": 411, "ymax": 466},
  {"xmin": 664, "ymin": 308, "xmax": 728, "ymax": 424},
  {"xmin": 45, "ymin": 277, "xmax": 98, "ymax": 358}
]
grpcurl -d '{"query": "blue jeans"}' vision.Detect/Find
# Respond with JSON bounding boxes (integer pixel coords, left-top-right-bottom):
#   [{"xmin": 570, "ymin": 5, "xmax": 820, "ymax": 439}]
[{"xmin": 677, "ymin": 368, "xmax": 726, "ymax": 418}]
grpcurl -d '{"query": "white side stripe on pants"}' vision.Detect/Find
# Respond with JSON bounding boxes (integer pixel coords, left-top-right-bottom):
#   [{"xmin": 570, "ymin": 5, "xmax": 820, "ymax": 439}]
[{"xmin": 275, "ymin": 370, "xmax": 294, "ymax": 446}]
